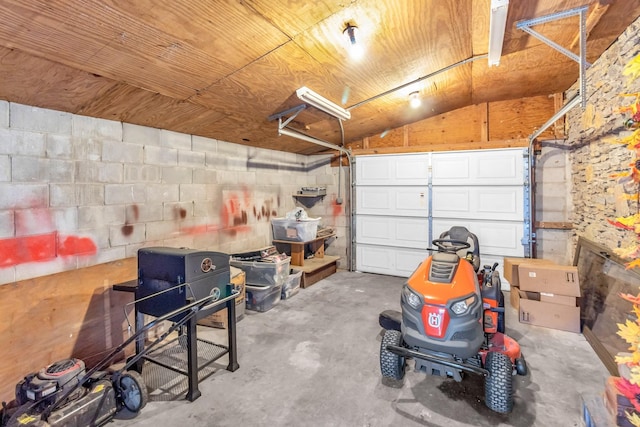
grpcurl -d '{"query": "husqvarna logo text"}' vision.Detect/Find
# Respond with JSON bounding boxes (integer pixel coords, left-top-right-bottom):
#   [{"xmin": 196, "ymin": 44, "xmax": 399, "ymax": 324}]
[{"xmin": 428, "ymin": 312, "xmax": 441, "ymax": 328}]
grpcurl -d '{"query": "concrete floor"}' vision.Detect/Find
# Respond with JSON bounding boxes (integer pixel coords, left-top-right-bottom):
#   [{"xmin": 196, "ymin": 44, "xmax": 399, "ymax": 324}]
[{"xmin": 111, "ymin": 271, "xmax": 609, "ymax": 427}]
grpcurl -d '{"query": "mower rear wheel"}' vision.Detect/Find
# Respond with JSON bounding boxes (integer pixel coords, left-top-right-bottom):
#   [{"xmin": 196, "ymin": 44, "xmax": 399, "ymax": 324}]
[
  {"xmin": 484, "ymin": 351, "xmax": 514, "ymax": 414},
  {"xmin": 118, "ymin": 371, "xmax": 148, "ymax": 413},
  {"xmin": 380, "ymin": 329, "xmax": 405, "ymax": 381}
]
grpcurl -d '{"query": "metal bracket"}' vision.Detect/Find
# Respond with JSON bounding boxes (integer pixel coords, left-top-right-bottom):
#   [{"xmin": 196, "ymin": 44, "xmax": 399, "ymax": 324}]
[
  {"xmin": 267, "ymin": 104, "xmax": 307, "ymax": 128},
  {"xmin": 516, "ymin": 5, "xmax": 590, "ymax": 108}
]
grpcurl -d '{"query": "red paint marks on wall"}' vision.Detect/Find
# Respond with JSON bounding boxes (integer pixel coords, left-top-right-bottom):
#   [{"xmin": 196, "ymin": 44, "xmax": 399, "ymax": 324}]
[
  {"xmin": 121, "ymin": 204, "xmax": 140, "ymax": 236},
  {"xmin": 0, "ymin": 232, "xmax": 96, "ymax": 268},
  {"xmin": 332, "ymin": 196, "xmax": 343, "ymax": 218},
  {"xmin": 0, "ymin": 232, "xmax": 57, "ymax": 267},
  {"xmin": 57, "ymin": 235, "xmax": 97, "ymax": 256}
]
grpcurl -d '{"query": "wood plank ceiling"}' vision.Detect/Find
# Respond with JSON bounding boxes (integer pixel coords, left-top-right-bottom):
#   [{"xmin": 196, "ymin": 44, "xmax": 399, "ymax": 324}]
[{"xmin": 0, "ymin": 0, "xmax": 637, "ymax": 154}]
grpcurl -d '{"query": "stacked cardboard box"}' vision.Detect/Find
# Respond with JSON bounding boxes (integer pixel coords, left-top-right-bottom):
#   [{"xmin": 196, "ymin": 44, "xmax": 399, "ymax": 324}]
[
  {"xmin": 198, "ymin": 266, "xmax": 246, "ymax": 329},
  {"xmin": 504, "ymin": 257, "xmax": 581, "ymax": 334},
  {"xmin": 503, "ymin": 257, "xmax": 555, "ymax": 309}
]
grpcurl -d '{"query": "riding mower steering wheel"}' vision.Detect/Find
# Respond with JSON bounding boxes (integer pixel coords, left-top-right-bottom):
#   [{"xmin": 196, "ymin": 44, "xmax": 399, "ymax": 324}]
[{"xmin": 432, "ymin": 239, "xmax": 470, "ymax": 254}]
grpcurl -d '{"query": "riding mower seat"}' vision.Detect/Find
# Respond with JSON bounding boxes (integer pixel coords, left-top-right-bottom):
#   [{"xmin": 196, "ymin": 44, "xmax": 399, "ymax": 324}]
[{"xmin": 439, "ymin": 226, "xmax": 480, "ymax": 272}]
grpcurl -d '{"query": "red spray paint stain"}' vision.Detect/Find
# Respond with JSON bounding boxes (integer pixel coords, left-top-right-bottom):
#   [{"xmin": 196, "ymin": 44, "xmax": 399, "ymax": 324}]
[
  {"xmin": 0, "ymin": 232, "xmax": 98, "ymax": 268},
  {"xmin": 332, "ymin": 199, "xmax": 343, "ymax": 218},
  {"xmin": 0, "ymin": 232, "xmax": 57, "ymax": 267},
  {"xmin": 57, "ymin": 235, "xmax": 97, "ymax": 256},
  {"xmin": 121, "ymin": 204, "xmax": 140, "ymax": 236}
]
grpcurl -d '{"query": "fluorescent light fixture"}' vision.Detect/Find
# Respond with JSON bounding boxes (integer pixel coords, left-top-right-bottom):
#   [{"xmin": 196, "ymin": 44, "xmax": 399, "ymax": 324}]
[
  {"xmin": 488, "ymin": 0, "xmax": 509, "ymax": 67},
  {"xmin": 296, "ymin": 86, "xmax": 351, "ymax": 121}
]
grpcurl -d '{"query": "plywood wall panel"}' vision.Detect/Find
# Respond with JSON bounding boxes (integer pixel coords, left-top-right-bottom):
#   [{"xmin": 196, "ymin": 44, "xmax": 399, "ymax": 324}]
[
  {"xmin": 488, "ymin": 95, "xmax": 557, "ymax": 141},
  {"xmin": 408, "ymin": 104, "xmax": 486, "ymax": 145},
  {"xmin": 0, "ymin": 258, "xmax": 137, "ymax": 403}
]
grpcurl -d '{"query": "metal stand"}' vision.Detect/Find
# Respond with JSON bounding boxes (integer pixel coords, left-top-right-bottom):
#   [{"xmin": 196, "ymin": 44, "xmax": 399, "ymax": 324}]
[{"xmin": 114, "ymin": 282, "xmax": 239, "ymax": 402}]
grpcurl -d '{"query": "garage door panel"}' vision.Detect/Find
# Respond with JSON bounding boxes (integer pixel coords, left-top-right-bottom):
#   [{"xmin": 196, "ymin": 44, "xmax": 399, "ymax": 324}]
[
  {"xmin": 432, "ymin": 186, "xmax": 523, "ymax": 220},
  {"xmin": 476, "ymin": 188, "xmax": 521, "ymax": 216},
  {"xmin": 432, "ymin": 219, "xmax": 524, "ymax": 257},
  {"xmin": 432, "ymin": 149, "xmax": 525, "ymax": 185},
  {"xmin": 356, "ymin": 154, "xmax": 429, "ymax": 185},
  {"xmin": 432, "ymin": 188, "xmax": 470, "ymax": 212},
  {"xmin": 395, "ymin": 250, "xmax": 428, "ymax": 277},
  {"xmin": 357, "ymin": 187, "xmax": 391, "ymax": 211},
  {"xmin": 356, "ymin": 244, "xmax": 427, "ymax": 277},
  {"xmin": 357, "ymin": 186, "xmax": 429, "ymax": 216},
  {"xmin": 356, "ymin": 245, "xmax": 396, "ymax": 275},
  {"xmin": 356, "ymin": 215, "xmax": 429, "ymax": 248},
  {"xmin": 432, "ymin": 157, "xmax": 471, "ymax": 180},
  {"xmin": 356, "ymin": 157, "xmax": 391, "ymax": 184},
  {"xmin": 355, "ymin": 149, "xmax": 527, "ymax": 279}
]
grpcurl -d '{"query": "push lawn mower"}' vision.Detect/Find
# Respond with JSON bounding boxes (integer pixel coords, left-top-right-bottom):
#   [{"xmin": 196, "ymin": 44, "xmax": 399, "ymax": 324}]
[
  {"xmin": 1, "ymin": 282, "xmax": 238, "ymax": 427},
  {"xmin": 379, "ymin": 226, "xmax": 527, "ymax": 414},
  {"xmin": 2, "ymin": 358, "xmax": 146, "ymax": 427}
]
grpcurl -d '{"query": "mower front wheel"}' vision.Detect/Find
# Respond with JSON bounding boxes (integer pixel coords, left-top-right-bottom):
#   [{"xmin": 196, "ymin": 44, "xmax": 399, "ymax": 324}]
[
  {"xmin": 380, "ymin": 329, "xmax": 406, "ymax": 381},
  {"xmin": 118, "ymin": 371, "xmax": 148, "ymax": 413},
  {"xmin": 484, "ymin": 351, "xmax": 514, "ymax": 414}
]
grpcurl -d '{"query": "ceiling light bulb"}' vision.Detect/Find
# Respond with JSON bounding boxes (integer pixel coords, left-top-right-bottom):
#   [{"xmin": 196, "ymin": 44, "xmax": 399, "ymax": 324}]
[
  {"xmin": 343, "ymin": 24, "xmax": 364, "ymax": 60},
  {"xmin": 409, "ymin": 91, "xmax": 421, "ymax": 108}
]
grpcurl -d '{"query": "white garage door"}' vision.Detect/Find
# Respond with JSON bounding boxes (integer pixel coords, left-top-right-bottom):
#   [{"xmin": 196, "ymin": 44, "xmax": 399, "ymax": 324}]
[{"xmin": 355, "ymin": 148, "xmax": 529, "ymax": 288}]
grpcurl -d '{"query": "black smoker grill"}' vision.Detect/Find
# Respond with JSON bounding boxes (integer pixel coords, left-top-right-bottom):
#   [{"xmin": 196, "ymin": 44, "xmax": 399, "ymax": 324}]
[
  {"xmin": 136, "ymin": 247, "xmax": 231, "ymax": 322},
  {"xmin": 115, "ymin": 247, "xmax": 239, "ymax": 402}
]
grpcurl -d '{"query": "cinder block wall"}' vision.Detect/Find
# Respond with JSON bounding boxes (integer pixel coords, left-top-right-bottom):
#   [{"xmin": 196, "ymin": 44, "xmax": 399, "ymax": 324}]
[
  {"xmin": 535, "ymin": 143, "xmax": 573, "ymax": 264},
  {"xmin": 0, "ymin": 103, "xmax": 348, "ymax": 285},
  {"xmin": 566, "ymin": 16, "xmax": 640, "ymax": 254}
]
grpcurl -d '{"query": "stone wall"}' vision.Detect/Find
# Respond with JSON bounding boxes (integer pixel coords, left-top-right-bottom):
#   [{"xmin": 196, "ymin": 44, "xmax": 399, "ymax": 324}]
[
  {"xmin": 567, "ymin": 16, "xmax": 640, "ymax": 254},
  {"xmin": 0, "ymin": 103, "xmax": 348, "ymax": 285}
]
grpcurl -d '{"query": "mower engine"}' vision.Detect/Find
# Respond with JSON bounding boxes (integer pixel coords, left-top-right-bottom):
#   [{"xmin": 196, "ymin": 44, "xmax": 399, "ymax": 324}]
[{"xmin": 16, "ymin": 359, "xmax": 86, "ymax": 408}]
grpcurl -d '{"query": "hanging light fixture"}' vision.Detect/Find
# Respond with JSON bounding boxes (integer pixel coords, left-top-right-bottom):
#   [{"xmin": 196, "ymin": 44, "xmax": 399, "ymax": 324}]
[
  {"xmin": 343, "ymin": 23, "xmax": 364, "ymax": 60},
  {"xmin": 409, "ymin": 91, "xmax": 422, "ymax": 108},
  {"xmin": 488, "ymin": 0, "xmax": 509, "ymax": 67}
]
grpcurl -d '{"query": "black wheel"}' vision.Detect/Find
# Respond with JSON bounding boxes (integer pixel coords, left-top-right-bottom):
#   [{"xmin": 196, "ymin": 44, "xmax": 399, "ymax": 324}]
[
  {"xmin": 484, "ymin": 351, "xmax": 514, "ymax": 414},
  {"xmin": 497, "ymin": 290, "xmax": 505, "ymax": 334},
  {"xmin": 380, "ymin": 329, "xmax": 405, "ymax": 381},
  {"xmin": 118, "ymin": 371, "xmax": 148, "ymax": 413}
]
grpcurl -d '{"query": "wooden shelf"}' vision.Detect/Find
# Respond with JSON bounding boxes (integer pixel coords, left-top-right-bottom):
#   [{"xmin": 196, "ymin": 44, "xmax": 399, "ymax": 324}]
[
  {"xmin": 273, "ymin": 233, "xmax": 336, "ymax": 266},
  {"xmin": 298, "ymin": 256, "xmax": 339, "ymax": 288}
]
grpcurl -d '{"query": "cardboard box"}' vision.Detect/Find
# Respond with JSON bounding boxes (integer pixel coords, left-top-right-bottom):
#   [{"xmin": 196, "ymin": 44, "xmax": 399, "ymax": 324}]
[
  {"xmin": 510, "ymin": 286, "xmax": 520, "ymax": 309},
  {"xmin": 518, "ymin": 264, "xmax": 580, "ymax": 297},
  {"xmin": 198, "ymin": 267, "xmax": 246, "ymax": 329},
  {"xmin": 503, "ymin": 257, "xmax": 555, "ymax": 287},
  {"xmin": 517, "ymin": 289, "xmax": 580, "ymax": 333}
]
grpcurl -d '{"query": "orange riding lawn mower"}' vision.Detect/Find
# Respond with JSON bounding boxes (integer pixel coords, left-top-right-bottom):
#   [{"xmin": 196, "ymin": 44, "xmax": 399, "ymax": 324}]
[{"xmin": 378, "ymin": 226, "xmax": 527, "ymax": 414}]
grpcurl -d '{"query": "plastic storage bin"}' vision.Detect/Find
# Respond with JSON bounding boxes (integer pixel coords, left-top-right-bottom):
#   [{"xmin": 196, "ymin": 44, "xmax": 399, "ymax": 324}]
[
  {"xmin": 272, "ymin": 218, "xmax": 320, "ymax": 242},
  {"xmin": 282, "ymin": 269, "xmax": 302, "ymax": 299},
  {"xmin": 230, "ymin": 256, "xmax": 291, "ymax": 287},
  {"xmin": 246, "ymin": 284, "xmax": 282, "ymax": 312}
]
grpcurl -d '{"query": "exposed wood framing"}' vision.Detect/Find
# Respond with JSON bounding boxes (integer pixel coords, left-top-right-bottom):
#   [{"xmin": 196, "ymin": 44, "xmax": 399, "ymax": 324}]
[
  {"xmin": 553, "ymin": 93, "xmax": 566, "ymax": 139},
  {"xmin": 480, "ymin": 102, "xmax": 489, "ymax": 142},
  {"xmin": 569, "ymin": 2, "xmax": 611, "ymax": 49},
  {"xmin": 347, "ymin": 95, "xmax": 556, "ymax": 154},
  {"xmin": 535, "ymin": 221, "xmax": 574, "ymax": 229}
]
